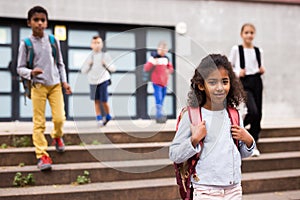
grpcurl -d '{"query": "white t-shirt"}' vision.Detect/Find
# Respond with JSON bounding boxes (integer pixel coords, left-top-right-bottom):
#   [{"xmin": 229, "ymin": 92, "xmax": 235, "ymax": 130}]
[
  {"xmin": 229, "ymin": 45, "xmax": 264, "ymax": 77},
  {"xmin": 81, "ymin": 52, "xmax": 116, "ymax": 85}
]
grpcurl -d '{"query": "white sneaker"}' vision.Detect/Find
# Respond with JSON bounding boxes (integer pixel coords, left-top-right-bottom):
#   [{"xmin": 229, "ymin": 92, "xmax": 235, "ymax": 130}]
[
  {"xmin": 97, "ymin": 120, "xmax": 104, "ymax": 127},
  {"xmin": 252, "ymin": 148, "xmax": 261, "ymax": 157}
]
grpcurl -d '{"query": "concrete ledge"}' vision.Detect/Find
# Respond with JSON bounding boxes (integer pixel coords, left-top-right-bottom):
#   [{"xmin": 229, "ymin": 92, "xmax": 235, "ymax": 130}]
[
  {"xmin": 1, "ymin": 118, "xmax": 300, "ymax": 134},
  {"xmin": 0, "ymin": 159, "xmax": 173, "ymax": 187},
  {"xmin": 0, "ymin": 130, "xmax": 175, "ymax": 147},
  {"xmin": 258, "ymin": 137, "xmax": 300, "ymax": 153},
  {"xmin": 0, "ymin": 178, "xmax": 179, "ymax": 200},
  {"xmin": 242, "ymin": 169, "xmax": 300, "ymax": 194},
  {"xmin": 0, "ymin": 169, "xmax": 299, "ymax": 199},
  {"xmin": 242, "ymin": 151, "xmax": 300, "ymax": 172},
  {"xmin": 1, "ymin": 152, "xmax": 299, "ymax": 187},
  {"xmin": 0, "ymin": 142, "xmax": 170, "ymax": 166}
]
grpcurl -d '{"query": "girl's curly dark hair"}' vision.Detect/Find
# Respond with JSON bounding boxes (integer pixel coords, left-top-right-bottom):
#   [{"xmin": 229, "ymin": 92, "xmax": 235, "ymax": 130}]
[{"xmin": 188, "ymin": 54, "xmax": 246, "ymax": 108}]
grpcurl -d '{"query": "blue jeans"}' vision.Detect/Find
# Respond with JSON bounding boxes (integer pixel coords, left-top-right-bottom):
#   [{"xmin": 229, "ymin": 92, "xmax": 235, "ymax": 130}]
[{"xmin": 153, "ymin": 83, "xmax": 167, "ymax": 118}]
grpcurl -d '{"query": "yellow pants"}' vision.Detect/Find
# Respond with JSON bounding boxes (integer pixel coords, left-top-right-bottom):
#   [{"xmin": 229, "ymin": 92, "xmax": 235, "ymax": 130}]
[{"xmin": 31, "ymin": 83, "xmax": 66, "ymax": 159}]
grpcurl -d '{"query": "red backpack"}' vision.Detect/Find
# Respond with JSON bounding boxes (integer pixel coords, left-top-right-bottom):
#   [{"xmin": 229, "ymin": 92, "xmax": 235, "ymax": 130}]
[{"xmin": 174, "ymin": 106, "xmax": 240, "ymax": 200}]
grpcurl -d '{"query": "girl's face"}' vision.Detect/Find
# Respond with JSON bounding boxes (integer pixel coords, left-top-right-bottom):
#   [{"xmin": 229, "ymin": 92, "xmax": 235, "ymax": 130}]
[
  {"xmin": 241, "ymin": 25, "xmax": 255, "ymax": 46},
  {"xmin": 198, "ymin": 67, "xmax": 230, "ymax": 110},
  {"xmin": 91, "ymin": 38, "xmax": 103, "ymax": 52},
  {"xmin": 27, "ymin": 12, "xmax": 48, "ymax": 37}
]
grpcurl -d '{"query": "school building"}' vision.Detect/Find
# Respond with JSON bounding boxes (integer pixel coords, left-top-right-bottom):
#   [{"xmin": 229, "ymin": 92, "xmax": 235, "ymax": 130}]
[{"xmin": 0, "ymin": 0, "xmax": 299, "ymax": 121}]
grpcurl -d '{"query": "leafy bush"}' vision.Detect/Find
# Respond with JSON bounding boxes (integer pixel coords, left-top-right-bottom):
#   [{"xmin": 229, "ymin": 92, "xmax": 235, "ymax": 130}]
[
  {"xmin": 76, "ymin": 170, "xmax": 91, "ymax": 185},
  {"xmin": 13, "ymin": 172, "xmax": 35, "ymax": 187},
  {"xmin": 12, "ymin": 136, "xmax": 31, "ymax": 147}
]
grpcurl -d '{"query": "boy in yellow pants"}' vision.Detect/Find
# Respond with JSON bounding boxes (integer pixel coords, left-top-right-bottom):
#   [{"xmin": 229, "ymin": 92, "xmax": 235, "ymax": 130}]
[{"xmin": 17, "ymin": 6, "xmax": 72, "ymax": 171}]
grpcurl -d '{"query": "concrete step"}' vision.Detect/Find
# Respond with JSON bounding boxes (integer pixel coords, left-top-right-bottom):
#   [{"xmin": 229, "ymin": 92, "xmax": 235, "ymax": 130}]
[
  {"xmin": 0, "ymin": 142, "xmax": 169, "ymax": 166},
  {"xmin": 1, "ymin": 151, "xmax": 299, "ymax": 188},
  {"xmin": 0, "ymin": 178, "xmax": 179, "ymax": 200},
  {"xmin": 242, "ymin": 151, "xmax": 300, "ymax": 172},
  {"xmin": 260, "ymin": 127, "xmax": 300, "ymax": 138},
  {"xmin": 243, "ymin": 190, "xmax": 300, "ymax": 200},
  {"xmin": 0, "ymin": 130, "xmax": 175, "ymax": 147},
  {"xmin": 258, "ymin": 136, "xmax": 300, "ymax": 153},
  {"xmin": 1, "ymin": 126, "xmax": 299, "ymax": 147},
  {"xmin": 242, "ymin": 169, "xmax": 300, "ymax": 194},
  {"xmin": 1, "ymin": 120, "xmax": 299, "ymax": 199},
  {"xmin": 0, "ymin": 159, "xmax": 173, "ymax": 188},
  {"xmin": 2, "ymin": 134, "xmax": 300, "ymax": 166},
  {"xmin": 1, "ymin": 169, "xmax": 299, "ymax": 199}
]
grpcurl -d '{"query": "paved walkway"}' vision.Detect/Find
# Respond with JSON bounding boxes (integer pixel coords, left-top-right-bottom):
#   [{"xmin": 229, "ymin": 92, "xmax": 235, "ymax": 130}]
[{"xmin": 0, "ymin": 119, "xmax": 176, "ymax": 134}]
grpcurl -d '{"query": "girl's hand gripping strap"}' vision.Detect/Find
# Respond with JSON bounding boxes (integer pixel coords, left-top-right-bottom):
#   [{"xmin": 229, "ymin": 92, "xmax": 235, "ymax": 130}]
[
  {"xmin": 227, "ymin": 107, "xmax": 240, "ymax": 148},
  {"xmin": 186, "ymin": 106, "xmax": 202, "ymax": 200},
  {"xmin": 188, "ymin": 107, "xmax": 202, "ymax": 126}
]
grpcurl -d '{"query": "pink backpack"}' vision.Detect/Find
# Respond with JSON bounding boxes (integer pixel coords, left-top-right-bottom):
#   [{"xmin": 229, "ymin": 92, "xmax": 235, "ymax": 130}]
[{"xmin": 174, "ymin": 106, "xmax": 240, "ymax": 200}]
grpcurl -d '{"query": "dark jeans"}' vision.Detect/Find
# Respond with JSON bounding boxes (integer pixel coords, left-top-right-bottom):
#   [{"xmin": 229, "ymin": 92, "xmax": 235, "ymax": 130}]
[{"xmin": 241, "ymin": 73, "xmax": 263, "ymax": 142}]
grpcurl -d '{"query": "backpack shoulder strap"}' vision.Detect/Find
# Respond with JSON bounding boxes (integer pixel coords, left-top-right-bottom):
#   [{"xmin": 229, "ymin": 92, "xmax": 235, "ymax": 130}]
[
  {"xmin": 187, "ymin": 106, "xmax": 202, "ymax": 125},
  {"xmin": 23, "ymin": 38, "xmax": 34, "ymax": 69},
  {"xmin": 254, "ymin": 46, "xmax": 261, "ymax": 68},
  {"xmin": 175, "ymin": 106, "xmax": 202, "ymax": 140},
  {"xmin": 48, "ymin": 34, "xmax": 58, "ymax": 65},
  {"xmin": 227, "ymin": 107, "xmax": 240, "ymax": 147},
  {"xmin": 238, "ymin": 45, "xmax": 245, "ymax": 69},
  {"xmin": 102, "ymin": 52, "xmax": 111, "ymax": 74},
  {"xmin": 227, "ymin": 107, "xmax": 239, "ymax": 125},
  {"xmin": 175, "ymin": 107, "xmax": 188, "ymax": 131},
  {"xmin": 187, "ymin": 106, "xmax": 202, "ymax": 199}
]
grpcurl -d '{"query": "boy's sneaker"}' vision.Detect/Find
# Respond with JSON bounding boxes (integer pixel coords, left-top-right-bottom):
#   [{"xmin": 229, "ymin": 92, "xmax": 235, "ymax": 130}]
[
  {"xmin": 103, "ymin": 114, "xmax": 112, "ymax": 126},
  {"xmin": 37, "ymin": 155, "xmax": 52, "ymax": 171},
  {"xmin": 52, "ymin": 137, "xmax": 65, "ymax": 153},
  {"xmin": 97, "ymin": 120, "xmax": 104, "ymax": 127},
  {"xmin": 156, "ymin": 116, "xmax": 167, "ymax": 124}
]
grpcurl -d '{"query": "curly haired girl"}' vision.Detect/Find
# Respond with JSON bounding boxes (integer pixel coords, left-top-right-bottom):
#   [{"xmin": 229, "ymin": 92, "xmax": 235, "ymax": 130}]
[{"xmin": 170, "ymin": 54, "xmax": 255, "ymax": 200}]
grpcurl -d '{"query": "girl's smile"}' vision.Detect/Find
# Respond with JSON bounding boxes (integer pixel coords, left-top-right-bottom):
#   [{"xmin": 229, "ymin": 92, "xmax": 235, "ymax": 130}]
[{"xmin": 198, "ymin": 67, "xmax": 230, "ymax": 110}]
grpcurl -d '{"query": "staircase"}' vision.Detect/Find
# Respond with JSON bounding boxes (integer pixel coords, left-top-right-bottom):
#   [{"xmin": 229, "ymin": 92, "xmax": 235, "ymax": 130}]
[{"xmin": 0, "ymin": 120, "xmax": 299, "ymax": 200}]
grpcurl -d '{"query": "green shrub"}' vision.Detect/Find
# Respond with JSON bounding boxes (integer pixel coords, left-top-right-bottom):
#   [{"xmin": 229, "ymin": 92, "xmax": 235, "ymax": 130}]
[
  {"xmin": 13, "ymin": 172, "xmax": 35, "ymax": 187},
  {"xmin": 91, "ymin": 140, "xmax": 101, "ymax": 145},
  {"xmin": 18, "ymin": 163, "xmax": 25, "ymax": 167},
  {"xmin": 76, "ymin": 170, "xmax": 91, "ymax": 185},
  {"xmin": 12, "ymin": 136, "xmax": 31, "ymax": 147}
]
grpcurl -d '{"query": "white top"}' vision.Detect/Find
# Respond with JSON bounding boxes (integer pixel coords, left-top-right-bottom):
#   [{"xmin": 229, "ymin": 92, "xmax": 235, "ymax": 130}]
[
  {"xmin": 81, "ymin": 51, "xmax": 116, "ymax": 85},
  {"xmin": 229, "ymin": 45, "xmax": 264, "ymax": 77},
  {"xmin": 169, "ymin": 107, "xmax": 255, "ymax": 187}
]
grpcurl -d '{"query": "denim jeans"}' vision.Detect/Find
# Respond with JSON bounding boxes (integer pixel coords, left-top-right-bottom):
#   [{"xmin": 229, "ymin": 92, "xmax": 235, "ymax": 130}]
[{"xmin": 153, "ymin": 83, "xmax": 167, "ymax": 118}]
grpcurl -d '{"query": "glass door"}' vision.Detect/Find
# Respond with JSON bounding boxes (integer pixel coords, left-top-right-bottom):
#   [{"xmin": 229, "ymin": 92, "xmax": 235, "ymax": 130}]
[{"xmin": 0, "ymin": 26, "xmax": 13, "ymax": 120}]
